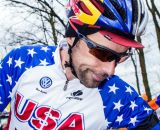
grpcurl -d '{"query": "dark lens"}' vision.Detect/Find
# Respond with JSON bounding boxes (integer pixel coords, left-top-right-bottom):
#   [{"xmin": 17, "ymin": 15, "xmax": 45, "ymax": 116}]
[{"xmin": 89, "ymin": 48, "xmax": 119, "ymax": 62}]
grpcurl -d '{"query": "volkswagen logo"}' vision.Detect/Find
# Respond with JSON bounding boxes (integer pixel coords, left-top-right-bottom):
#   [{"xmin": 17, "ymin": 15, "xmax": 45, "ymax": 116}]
[{"xmin": 39, "ymin": 76, "xmax": 52, "ymax": 89}]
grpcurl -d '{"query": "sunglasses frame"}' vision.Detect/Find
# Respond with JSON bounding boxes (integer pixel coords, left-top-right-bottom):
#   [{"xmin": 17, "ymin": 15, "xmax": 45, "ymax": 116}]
[{"xmin": 69, "ymin": 19, "xmax": 133, "ymax": 63}]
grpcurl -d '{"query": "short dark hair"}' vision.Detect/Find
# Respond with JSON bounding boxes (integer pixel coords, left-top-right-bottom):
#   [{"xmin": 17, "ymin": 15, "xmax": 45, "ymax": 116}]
[{"xmin": 65, "ymin": 22, "xmax": 100, "ymax": 37}]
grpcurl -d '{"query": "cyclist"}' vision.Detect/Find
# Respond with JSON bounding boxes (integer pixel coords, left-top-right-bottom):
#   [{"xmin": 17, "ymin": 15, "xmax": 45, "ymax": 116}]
[{"xmin": 0, "ymin": 0, "xmax": 160, "ymax": 129}]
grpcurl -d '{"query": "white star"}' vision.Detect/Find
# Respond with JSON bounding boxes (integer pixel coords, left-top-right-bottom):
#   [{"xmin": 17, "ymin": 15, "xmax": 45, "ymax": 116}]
[
  {"xmin": 113, "ymin": 100, "xmax": 124, "ymax": 111},
  {"xmin": 15, "ymin": 58, "xmax": 24, "ymax": 68},
  {"xmin": 25, "ymin": 66, "xmax": 33, "ymax": 70},
  {"xmin": 116, "ymin": 114, "xmax": 123, "ymax": 124},
  {"xmin": 40, "ymin": 59, "xmax": 49, "ymax": 66},
  {"xmin": 0, "ymin": 84, "xmax": 2, "ymax": 88},
  {"xmin": 125, "ymin": 86, "xmax": 133, "ymax": 95},
  {"xmin": 108, "ymin": 84, "xmax": 119, "ymax": 94},
  {"xmin": 52, "ymin": 51, "xmax": 55, "ymax": 57},
  {"xmin": 0, "ymin": 97, "xmax": 3, "ymax": 104},
  {"xmin": 41, "ymin": 46, "xmax": 49, "ymax": 52},
  {"xmin": 98, "ymin": 88, "xmax": 102, "ymax": 92},
  {"xmin": 144, "ymin": 106, "xmax": 152, "ymax": 114},
  {"xmin": 105, "ymin": 118, "xmax": 111, "ymax": 128},
  {"xmin": 8, "ymin": 91, "xmax": 14, "ymax": 99},
  {"xmin": 0, "ymin": 63, "xmax": 2, "ymax": 69},
  {"xmin": 7, "ymin": 57, "xmax": 12, "ymax": 67},
  {"xmin": 129, "ymin": 101, "xmax": 138, "ymax": 111},
  {"xmin": 129, "ymin": 116, "xmax": 138, "ymax": 126},
  {"xmin": 27, "ymin": 48, "xmax": 37, "ymax": 57},
  {"xmin": 103, "ymin": 105, "xmax": 107, "ymax": 109},
  {"xmin": 6, "ymin": 74, "xmax": 12, "ymax": 85}
]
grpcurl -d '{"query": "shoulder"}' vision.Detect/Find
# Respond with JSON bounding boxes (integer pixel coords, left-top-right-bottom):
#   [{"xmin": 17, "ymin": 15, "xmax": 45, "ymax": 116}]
[
  {"xmin": 11, "ymin": 45, "xmax": 56, "ymax": 57},
  {"xmin": 1, "ymin": 45, "xmax": 57, "ymax": 80},
  {"xmin": 6, "ymin": 45, "xmax": 56, "ymax": 64},
  {"xmin": 98, "ymin": 75, "xmax": 139, "ymax": 104},
  {"xmin": 98, "ymin": 76, "xmax": 154, "ymax": 129},
  {"xmin": 99, "ymin": 75, "xmax": 136, "ymax": 93}
]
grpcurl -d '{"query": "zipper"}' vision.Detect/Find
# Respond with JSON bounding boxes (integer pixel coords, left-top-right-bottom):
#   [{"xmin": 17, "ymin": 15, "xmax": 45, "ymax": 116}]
[{"xmin": 63, "ymin": 80, "xmax": 69, "ymax": 91}]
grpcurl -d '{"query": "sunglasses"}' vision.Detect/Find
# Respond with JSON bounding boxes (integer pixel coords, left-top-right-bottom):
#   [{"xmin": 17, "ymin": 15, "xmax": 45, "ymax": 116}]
[{"xmin": 69, "ymin": 19, "xmax": 132, "ymax": 63}]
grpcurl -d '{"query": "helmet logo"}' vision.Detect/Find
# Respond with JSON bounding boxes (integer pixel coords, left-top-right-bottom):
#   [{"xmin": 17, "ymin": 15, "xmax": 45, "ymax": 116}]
[{"xmin": 104, "ymin": 35, "xmax": 112, "ymax": 41}]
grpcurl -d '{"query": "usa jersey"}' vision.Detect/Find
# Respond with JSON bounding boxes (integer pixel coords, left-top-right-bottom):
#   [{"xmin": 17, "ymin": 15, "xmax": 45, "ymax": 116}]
[{"xmin": 0, "ymin": 45, "xmax": 160, "ymax": 130}]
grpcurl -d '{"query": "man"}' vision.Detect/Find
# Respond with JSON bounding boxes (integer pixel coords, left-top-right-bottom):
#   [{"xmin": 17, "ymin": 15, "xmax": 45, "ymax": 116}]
[{"xmin": 0, "ymin": 0, "xmax": 160, "ymax": 129}]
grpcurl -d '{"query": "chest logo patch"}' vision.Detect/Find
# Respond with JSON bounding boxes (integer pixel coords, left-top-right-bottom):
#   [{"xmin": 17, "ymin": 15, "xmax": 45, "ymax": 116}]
[{"xmin": 39, "ymin": 76, "xmax": 52, "ymax": 89}]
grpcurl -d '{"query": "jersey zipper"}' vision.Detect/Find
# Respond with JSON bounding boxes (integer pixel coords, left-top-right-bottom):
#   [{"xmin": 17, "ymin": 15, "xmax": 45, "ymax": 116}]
[{"xmin": 63, "ymin": 80, "xmax": 69, "ymax": 91}]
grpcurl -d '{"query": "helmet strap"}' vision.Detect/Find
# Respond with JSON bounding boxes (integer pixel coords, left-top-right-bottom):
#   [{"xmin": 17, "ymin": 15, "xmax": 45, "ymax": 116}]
[
  {"xmin": 65, "ymin": 24, "xmax": 88, "ymax": 78},
  {"xmin": 67, "ymin": 37, "xmax": 79, "ymax": 78}
]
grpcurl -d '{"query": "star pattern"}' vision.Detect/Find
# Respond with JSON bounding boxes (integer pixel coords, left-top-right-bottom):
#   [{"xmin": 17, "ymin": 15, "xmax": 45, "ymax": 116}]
[
  {"xmin": 125, "ymin": 86, "xmax": 133, "ymax": 95},
  {"xmin": 25, "ymin": 66, "xmax": 33, "ymax": 70},
  {"xmin": 116, "ymin": 114, "xmax": 123, "ymax": 124},
  {"xmin": 6, "ymin": 74, "xmax": 12, "ymax": 85},
  {"xmin": 129, "ymin": 101, "xmax": 138, "ymax": 111},
  {"xmin": 113, "ymin": 100, "xmax": 124, "ymax": 111},
  {"xmin": 0, "ymin": 45, "xmax": 155, "ymax": 129},
  {"xmin": 144, "ymin": 106, "xmax": 152, "ymax": 114},
  {"xmin": 40, "ymin": 59, "xmax": 49, "ymax": 66},
  {"xmin": 0, "ymin": 45, "xmax": 55, "ymax": 112},
  {"xmin": 105, "ymin": 118, "xmax": 111, "ymax": 128},
  {"xmin": 129, "ymin": 116, "xmax": 138, "ymax": 126},
  {"xmin": 8, "ymin": 91, "xmax": 14, "ymax": 99},
  {"xmin": 108, "ymin": 84, "xmax": 119, "ymax": 94},
  {"xmin": 99, "ymin": 76, "xmax": 154, "ymax": 129},
  {"xmin": 7, "ymin": 57, "xmax": 13, "ymax": 67},
  {"xmin": 52, "ymin": 51, "xmax": 55, "ymax": 57},
  {"xmin": 41, "ymin": 46, "xmax": 50, "ymax": 52},
  {"xmin": 0, "ymin": 64, "xmax": 2, "ymax": 69},
  {"xmin": 27, "ymin": 48, "xmax": 37, "ymax": 57},
  {"xmin": 0, "ymin": 97, "xmax": 3, "ymax": 104},
  {"xmin": 15, "ymin": 58, "xmax": 24, "ymax": 68}
]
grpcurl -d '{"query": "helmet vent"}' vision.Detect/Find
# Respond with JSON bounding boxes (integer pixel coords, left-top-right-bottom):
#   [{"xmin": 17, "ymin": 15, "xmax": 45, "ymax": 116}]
[
  {"xmin": 90, "ymin": 0, "xmax": 105, "ymax": 13},
  {"xmin": 132, "ymin": 0, "xmax": 138, "ymax": 25},
  {"xmin": 109, "ymin": 0, "xmax": 126, "ymax": 22},
  {"xmin": 77, "ymin": 1, "xmax": 92, "ymax": 15},
  {"xmin": 102, "ymin": 3, "xmax": 116, "ymax": 20}
]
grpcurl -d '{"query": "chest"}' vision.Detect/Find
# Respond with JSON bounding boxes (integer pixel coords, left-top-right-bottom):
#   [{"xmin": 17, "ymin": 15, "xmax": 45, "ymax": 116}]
[{"xmin": 10, "ymin": 65, "xmax": 106, "ymax": 130}]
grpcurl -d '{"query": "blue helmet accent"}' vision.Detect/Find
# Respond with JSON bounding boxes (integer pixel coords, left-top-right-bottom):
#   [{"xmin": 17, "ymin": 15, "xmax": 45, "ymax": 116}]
[
  {"xmin": 67, "ymin": 0, "xmax": 148, "ymax": 37},
  {"xmin": 101, "ymin": 0, "xmax": 132, "ymax": 33}
]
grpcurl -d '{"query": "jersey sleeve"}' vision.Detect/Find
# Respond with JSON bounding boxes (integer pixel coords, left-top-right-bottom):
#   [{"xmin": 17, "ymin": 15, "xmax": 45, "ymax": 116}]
[
  {"xmin": 98, "ymin": 75, "xmax": 160, "ymax": 129},
  {"xmin": 0, "ymin": 48, "xmax": 18, "ymax": 112},
  {"xmin": 0, "ymin": 45, "xmax": 56, "ymax": 112}
]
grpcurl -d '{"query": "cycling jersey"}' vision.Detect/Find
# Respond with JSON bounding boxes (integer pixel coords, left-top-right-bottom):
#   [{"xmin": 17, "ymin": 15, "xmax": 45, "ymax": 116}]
[{"xmin": 0, "ymin": 45, "xmax": 159, "ymax": 130}]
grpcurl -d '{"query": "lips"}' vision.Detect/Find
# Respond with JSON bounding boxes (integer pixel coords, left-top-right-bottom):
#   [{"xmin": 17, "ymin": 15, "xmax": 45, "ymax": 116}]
[{"xmin": 92, "ymin": 73, "xmax": 105, "ymax": 82}]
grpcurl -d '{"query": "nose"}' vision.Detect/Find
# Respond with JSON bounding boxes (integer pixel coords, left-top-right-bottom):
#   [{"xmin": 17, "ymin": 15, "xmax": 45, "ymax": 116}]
[{"xmin": 99, "ymin": 60, "xmax": 116, "ymax": 77}]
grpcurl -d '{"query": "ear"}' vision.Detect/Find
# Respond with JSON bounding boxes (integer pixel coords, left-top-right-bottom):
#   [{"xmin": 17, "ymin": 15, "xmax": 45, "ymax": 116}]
[{"xmin": 66, "ymin": 37, "xmax": 75, "ymax": 46}]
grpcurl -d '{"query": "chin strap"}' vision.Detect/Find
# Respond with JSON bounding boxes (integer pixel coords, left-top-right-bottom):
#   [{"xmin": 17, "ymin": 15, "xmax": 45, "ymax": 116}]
[
  {"xmin": 64, "ymin": 24, "xmax": 89, "ymax": 79},
  {"xmin": 65, "ymin": 37, "xmax": 79, "ymax": 78}
]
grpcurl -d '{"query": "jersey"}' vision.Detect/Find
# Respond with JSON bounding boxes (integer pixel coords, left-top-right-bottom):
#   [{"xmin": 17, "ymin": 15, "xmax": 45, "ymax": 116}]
[{"xmin": 0, "ymin": 45, "xmax": 160, "ymax": 130}]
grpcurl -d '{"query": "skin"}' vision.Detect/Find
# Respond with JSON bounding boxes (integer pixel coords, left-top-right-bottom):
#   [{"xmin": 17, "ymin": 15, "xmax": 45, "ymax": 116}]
[{"xmin": 60, "ymin": 32, "xmax": 129, "ymax": 88}]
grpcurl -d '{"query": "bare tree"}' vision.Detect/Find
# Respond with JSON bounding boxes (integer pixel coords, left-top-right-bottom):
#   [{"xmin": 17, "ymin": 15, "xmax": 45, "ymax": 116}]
[
  {"xmin": 131, "ymin": 53, "xmax": 141, "ymax": 95},
  {"xmin": 136, "ymin": 36, "xmax": 152, "ymax": 101},
  {"xmin": 4, "ymin": 0, "xmax": 66, "ymax": 45},
  {"xmin": 146, "ymin": 0, "xmax": 160, "ymax": 51}
]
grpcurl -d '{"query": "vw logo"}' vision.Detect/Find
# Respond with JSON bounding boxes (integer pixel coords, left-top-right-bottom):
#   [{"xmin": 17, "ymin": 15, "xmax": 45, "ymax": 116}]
[{"xmin": 40, "ymin": 76, "xmax": 52, "ymax": 89}]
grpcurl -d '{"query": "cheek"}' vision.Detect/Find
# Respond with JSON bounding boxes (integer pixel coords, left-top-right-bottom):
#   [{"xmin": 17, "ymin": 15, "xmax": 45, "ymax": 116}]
[
  {"xmin": 71, "ymin": 48, "xmax": 98, "ymax": 70},
  {"xmin": 71, "ymin": 42, "xmax": 101, "ymax": 71}
]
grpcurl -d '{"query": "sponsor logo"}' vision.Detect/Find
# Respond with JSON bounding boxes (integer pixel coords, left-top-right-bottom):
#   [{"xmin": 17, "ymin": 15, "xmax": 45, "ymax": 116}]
[
  {"xmin": 39, "ymin": 76, "xmax": 52, "ymax": 89},
  {"xmin": 15, "ymin": 92, "xmax": 84, "ymax": 130},
  {"xmin": 36, "ymin": 88, "xmax": 47, "ymax": 94},
  {"xmin": 66, "ymin": 90, "xmax": 83, "ymax": 101}
]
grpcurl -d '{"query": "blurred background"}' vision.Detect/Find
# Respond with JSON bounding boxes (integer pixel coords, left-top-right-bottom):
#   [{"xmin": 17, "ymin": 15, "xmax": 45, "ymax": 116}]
[{"xmin": 0, "ymin": 0, "xmax": 160, "ymax": 129}]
